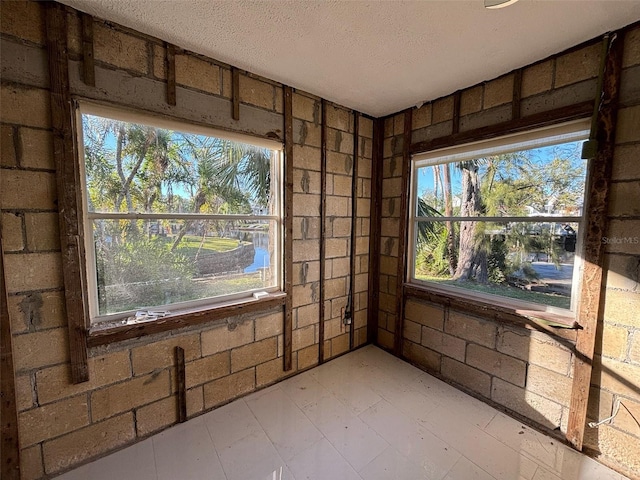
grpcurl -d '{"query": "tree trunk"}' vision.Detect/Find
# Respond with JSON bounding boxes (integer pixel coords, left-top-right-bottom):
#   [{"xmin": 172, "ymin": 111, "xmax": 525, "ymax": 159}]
[
  {"xmin": 171, "ymin": 192, "xmax": 206, "ymax": 252},
  {"xmin": 454, "ymin": 162, "xmax": 482, "ymax": 281},
  {"xmin": 442, "ymin": 163, "xmax": 456, "ymax": 276}
]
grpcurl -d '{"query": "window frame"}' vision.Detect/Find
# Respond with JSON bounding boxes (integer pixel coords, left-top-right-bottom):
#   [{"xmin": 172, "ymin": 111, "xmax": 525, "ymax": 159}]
[
  {"xmin": 407, "ymin": 119, "xmax": 591, "ymax": 322},
  {"xmin": 75, "ymin": 101, "xmax": 285, "ymax": 329}
]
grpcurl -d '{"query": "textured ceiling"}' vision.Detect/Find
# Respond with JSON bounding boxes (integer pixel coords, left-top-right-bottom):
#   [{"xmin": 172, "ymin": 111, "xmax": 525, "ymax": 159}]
[{"xmin": 57, "ymin": 0, "xmax": 640, "ymax": 117}]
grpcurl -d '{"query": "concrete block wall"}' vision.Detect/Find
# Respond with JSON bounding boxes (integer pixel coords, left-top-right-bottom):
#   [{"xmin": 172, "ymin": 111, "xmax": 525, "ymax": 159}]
[
  {"xmin": 0, "ymin": 2, "xmax": 371, "ymax": 477},
  {"xmin": 384, "ymin": 26, "xmax": 640, "ymax": 478}
]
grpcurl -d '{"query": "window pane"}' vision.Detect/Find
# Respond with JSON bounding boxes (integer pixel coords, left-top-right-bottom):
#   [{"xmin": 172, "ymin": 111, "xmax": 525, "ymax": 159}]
[
  {"xmin": 413, "ymin": 220, "xmax": 579, "ymax": 310},
  {"xmin": 415, "ymin": 141, "xmax": 586, "ymax": 218},
  {"xmin": 92, "ymin": 218, "xmax": 277, "ymax": 317},
  {"xmin": 82, "ymin": 114, "xmax": 278, "ymax": 216}
]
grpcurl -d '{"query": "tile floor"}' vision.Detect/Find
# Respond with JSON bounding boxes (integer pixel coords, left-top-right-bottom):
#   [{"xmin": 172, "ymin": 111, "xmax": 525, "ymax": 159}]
[{"xmin": 56, "ymin": 345, "xmax": 628, "ymax": 480}]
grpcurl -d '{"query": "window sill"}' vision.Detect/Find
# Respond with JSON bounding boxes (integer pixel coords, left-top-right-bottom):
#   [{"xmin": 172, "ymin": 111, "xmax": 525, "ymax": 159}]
[
  {"xmin": 403, "ymin": 283, "xmax": 579, "ymax": 337},
  {"xmin": 86, "ymin": 292, "xmax": 286, "ymax": 347}
]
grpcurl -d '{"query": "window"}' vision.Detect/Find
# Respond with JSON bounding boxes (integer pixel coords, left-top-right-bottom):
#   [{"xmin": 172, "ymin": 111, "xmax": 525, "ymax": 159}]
[
  {"xmin": 408, "ymin": 120, "xmax": 590, "ymax": 315},
  {"xmin": 77, "ymin": 103, "xmax": 283, "ymax": 326}
]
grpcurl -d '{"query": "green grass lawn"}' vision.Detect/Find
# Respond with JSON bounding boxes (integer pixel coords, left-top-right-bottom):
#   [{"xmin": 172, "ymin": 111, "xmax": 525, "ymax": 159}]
[
  {"xmin": 173, "ymin": 235, "xmax": 241, "ymax": 257},
  {"xmin": 416, "ymin": 275, "xmax": 571, "ymax": 310}
]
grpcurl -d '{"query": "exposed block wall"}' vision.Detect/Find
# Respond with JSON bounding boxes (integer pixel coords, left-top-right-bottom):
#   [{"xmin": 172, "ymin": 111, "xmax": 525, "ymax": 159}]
[{"xmin": 0, "ymin": 2, "xmax": 371, "ymax": 477}]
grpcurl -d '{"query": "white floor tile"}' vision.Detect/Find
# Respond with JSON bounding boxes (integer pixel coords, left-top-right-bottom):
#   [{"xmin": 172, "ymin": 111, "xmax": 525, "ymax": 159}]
[
  {"xmin": 359, "ymin": 446, "xmax": 430, "ymax": 480},
  {"xmin": 443, "ymin": 457, "xmax": 498, "ymax": 480},
  {"xmin": 217, "ymin": 430, "xmax": 287, "ymax": 480},
  {"xmin": 153, "ymin": 420, "xmax": 226, "ymax": 480},
  {"xmin": 85, "ymin": 438, "xmax": 157, "ymax": 480},
  {"xmin": 203, "ymin": 399, "xmax": 263, "ymax": 450},
  {"xmin": 302, "ymin": 391, "xmax": 359, "ymax": 433},
  {"xmin": 323, "ymin": 415, "xmax": 389, "ymax": 471},
  {"xmin": 246, "ymin": 386, "xmax": 323, "ymax": 461},
  {"xmin": 287, "ymin": 437, "xmax": 362, "ymax": 480}
]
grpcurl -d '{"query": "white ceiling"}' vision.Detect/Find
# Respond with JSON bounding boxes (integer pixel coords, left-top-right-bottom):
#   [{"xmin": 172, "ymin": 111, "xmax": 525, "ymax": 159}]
[{"xmin": 58, "ymin": 0, "xmax": 640, "ymax": 117}]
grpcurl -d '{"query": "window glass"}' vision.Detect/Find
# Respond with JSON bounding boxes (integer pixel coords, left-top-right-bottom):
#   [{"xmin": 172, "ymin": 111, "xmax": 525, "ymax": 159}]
[
  {"xmin": 80, "ymin": 108, "xmax": 282, "ymax": 323},
  {"xmin": 410, "ymin": 124, "xmax": 588, "ymax": 313}
]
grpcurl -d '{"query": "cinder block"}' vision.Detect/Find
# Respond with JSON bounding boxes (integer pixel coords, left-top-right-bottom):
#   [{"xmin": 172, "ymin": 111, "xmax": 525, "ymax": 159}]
[
  {"xmin": 274, "ymin": 86, "xmax": 284, "ymax": 114},
  {"xmin": 586, "ymin": 385, "xmax": 613, "ymax": 423},
  {"xmin": 583, "ymin": 424, "xmax": 640, "ymax": 474},
  {"xmin": 403, "ymin": 319, "xmax": 421, "ymax": 344},
  {"xmin": 325, "ymin": 238, "xmax": 348, "ymax": 259},
  {"xmin": 297, "ymin": 344, "xmax": 318, "ymax": 370},
  {"xmin": 186, "ymin": 385, "xmax": 204, "ymax": 417},
  {"xmin": 466, "ymin": 344, "xmax": 526, "ymax": 387},
  {"xmin": 612, "ymin": 144, "xmax": 640, "ymax": 181},
  {"xmin": 379, "ymin": 256, "xmax": 397, "ymax": 277},
  {"xmin": 1, "ymin": 124, "xmax": 17, "ymax": 167},
  {"xmin": 15, "ymin": 374, "xmax": 34, "ymax": 411},
  {"xmin": 333, "ymin": 174, "xmax": 353, "ymax": 197},
  {"xmin": 221, "ymin": 68, "xmax": 232, "ymax": 99},
  {"xmin": 152, "ymin": 44, "xmax": 165, "ymax": 79},
  {"xmin": 412, "ymin": 103, "xmax": 432, "ymax": 130},
  {"xmin": 555, "ymin": 43, "xmax": 600, "ymax": 88},
  {"xmin": 460, "ymin": 86, "xmax": 483, "ymax": 115},
  {"xmin": 403, "ymin": 339, "xmax": 441, "ymax": 372},
  {"xmin": 131, "ymin": 333, "xmax": 201, "ymax": 375},
  {"xmin": 327, "ymin": 128, "xmax": 354, "ymax": 155},
  {"xmin": 36, "ymin": 350, "xmax": 131, "ymax": 404},
  {"xmin": 175, "ymin": 54, "xmax": 220, "ymax": 94},
  {"xmin": 598, "ymin": 323, "xmax": 630, "ymax": 360},
  {"xmin": 293, "ymin": 239, "xmax": 320, "ymax": 263},
  {"xmin": 20, "ymin": 126, "xmax": 54, "ymax": 170},
  {"xmin": 497, "ymin": 328, "xmax": 572, "ymax": 375},
  {"xmin": 293, "ymin": 260, "xmax": 320, "ymax": 286},
  {"xmin": 296, "ymin": 303, "xmax": 320, "ymax": 329},
  {"xmin": 382, "ymin": 177, "xmax": 402, "ymax": 197},
  {"xmin": 326, "ymin": 196, "xmax": 350, "ymax": 217},
  {"xmin": 239, "ymin": 74, "xmax": 274, "ymax": 110},
  {"xmin": 292, "ymin": 93, "xmax": 318, "ymax": 123},
  {"xmin": 91, "ymin": 370, "xmax": 170, "ymax": 421},
  {"xmin": 0, "ymin": 170, "xmax": 57, "ymax": 210},
  {"xmin": 136, "ymin": 395, "xmax": 177, "ymax": 437},
  {"xmin": 292, "ymin": 282, "xmax": 319, "ymax": 308},
  {"xmin": 0, "ymin": 0, "xmax": 45, "ymax": 45},
  {"xmin": 432, "ymin": 96, "xmax": 454, "ymax": 123},
  {"xmin": 491, "ymin": 377, "xmax": 563, "ymax": 428},
  {"xmin": 256, "ymin": 354, "xmax": 293, "ymax": 387},
  {"xmin": 441, "ymin": 357, "xmax": 491, "ymax": 398},
  {"xmin": 445, "ymin": 311, "xmax": 497, "ymax": 348},
  {"xmin": 377, "ymin": 328, "xmax": 395, "ymax": 350},
  {"xmin": 484, "ymin": 74, "xmax": 514, "ymax": 109},
  {"xmin": 292, "ymin": 193, "xmax": 320, "ymax": 216},
  {"xmin": 521, "ymin": 61, "xmax": 553, "ymax": 98},
  {"xmin": 612, "ymin": 395, "xmax": 640, "ymax": 437},
  {"xmin": 94, "ymin": 23, "xmax": 148, "ymax": 74},
  {"xmin": 602, "ymin": 288, "xmax": 640, "ymax": 328},
  {"xmin": 201, "ymin": 320, "xmax": 254, "ymax": 356},
  {"xmin": 2, "ymin": 212, "xmax": 24, "ymax": 252},
  {"xmin": 203, "ymin": 368, "xmax": 255, "ymax": 408},
  {"xmin": 326, "ymin": 104, "xmax": 352, "ymax": 132},
  {"xmin": 405, "ymin": 300, "xmax": 444, "ymax": 330},
  {"xmin": 594, "ymin": 355, "xmax": 640, "ymax": 402},
  {"xmin": 623, "ymin": 27, "xmax": 640, "ymax": 68},
  {"xmin": 1, "ymin": 84, "xmax": 50, "ymax": 128},
  {"xmin": 609, "ymin": 181, "xmax": 640, "ymax": 217},
  {"xmin": 12, "ymin": 328, "xmax": 68, "ymax": 372},
  {"xmin": 292, "ymin": 325, "xmax": 315, "ymax": 352},
  {"xmin": 326, "ymin": 151, "xmax": 353, "ymax": 175},
  {"xmin": 604, "ymin": 219, "xmax": 640, "ymax": 254},
  {"xmin": 255, "ymin": 311, "xmax": 283, "ymax": 341},
  {"xmin": 9, "ymin": 290, "xmax": 66, "ymax": 335},
  {"xmin": 526, "ymin": 364, "xmax": 572, "ymax": 407},
  {"xmin": 185, "ymin": 351, "xmax": 230, "ymax": 388},
  {"xmin": 616, "ymin": 105, "xmax": 640, "ymax": 144},
  {"xmin": 43, "ymin": 413, "xmax": 135, "ymax": 474},
  {"xmin": 330, "ymin": 333, "xmax": 350, "ymax": 357},
  {"xmin": 421, "ymin": 327, "xmax": 466, "ymax": 362},
  {"xmin": 19, "ymin": 395, "xmax": 89, "ymax": 447},
  {"xmin": 393, "ymin": 113, "xmax": 405, "ymax": 136},
  {"xmin": 20, "ymin": 444, "xmax": 44, "ymax": 480},
  {"xmin": 293, "ymin": 168, "xmax": 321, "ymax": 194},
  {"xmin": 231, "ymin": 337, "xmax": 277, "ymax": 372},
  {"xmin": 24, "ymin": 212, "xmax": 59, "ymax": 251},
  {"xmin": 380, "ymin": 217, "xmax": 399, "ymax": 238},
  {"xmin": 384, "ymin": 117, "xmax": 394, "ymax": 138}
]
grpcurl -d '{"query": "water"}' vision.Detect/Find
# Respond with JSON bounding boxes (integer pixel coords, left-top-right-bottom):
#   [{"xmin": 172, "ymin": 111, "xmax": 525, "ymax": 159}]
[{"xmin": 245, "ymin": 247, "xmax": 269, "ymax": 273}]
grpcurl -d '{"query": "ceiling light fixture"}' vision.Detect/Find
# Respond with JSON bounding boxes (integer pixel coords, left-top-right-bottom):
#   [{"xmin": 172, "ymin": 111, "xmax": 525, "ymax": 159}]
[{"xmin": 485, "ymin": 0, "xmax": 519, "ymax": 9}]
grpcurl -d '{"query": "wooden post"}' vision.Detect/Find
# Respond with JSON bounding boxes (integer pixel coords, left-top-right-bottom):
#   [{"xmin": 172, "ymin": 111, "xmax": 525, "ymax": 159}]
[
  {"xmin": 368, "ymin": 118, "xmax": 384, "ymax": 344},
  {"xmin": 349, "ymin": 112, "xmax": 360, "ymax": 350},
  {"xmin": 512, "ymin": 69, "xmax": 522, "ymax": 120},
  {"xmin": 319, "ymin": 99, "xmax": 327, "ymax": 363},
  {"xmin": 566, "ymin": 32, "xmax": 623, "ymax": 451},
  {"xmin": 81, "ymin": 13, "xmax": 95, "ymax": 87},
  {"xmin": 166, "ymin": 44, "xmax": 176, "ymax": 106},
  {"xmin": 232, "ymin": 67, "xmax": 240, "ymax": 121},
  {"xmin": 283, "ymin": 86, "xmax": 294, "ymax": 371},
  {"xmin": 175, "ymin": 347, "xmax": 187, "ymax": 422},
  {"xmin": 452, "ymin": 92, "xmax": 461, "ymax": 135},
  {"xmin": 393, "ymin": 109, "xmax": 412, "ymax": 356},
  {"xmin": 45, "ymin": 1, "xmax": 90, "ymax": 384},
  {"xmin": 1, "ymin": 220, "xmax": 20, "ymax": 480}
]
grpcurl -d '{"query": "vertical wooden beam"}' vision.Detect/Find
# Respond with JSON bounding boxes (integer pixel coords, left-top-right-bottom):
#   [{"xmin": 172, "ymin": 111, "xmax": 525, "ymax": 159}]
[
  {"xmin": 1, "ymin": 221, "xmax": 20, "ymax": 480},
  {"xmin": 81, "ymin": 13, "xmax": 95, "ymax": 87},
  {"xmin": 319, "ymin": 99, "xmax": 327, "ymax": 363},
  {"xmin": 394, "ymin": 109, "xmax": 413, "ymax": 356},
  {"xmin": 349, "ymin": 112, "xmax": 360, "ymax": 350},
  {"xmin": 512, "ymin": 69, "xmax": 522, "ymax": 120},
  {"xmin": 368, "ymin": 118, "xmax": 384, "ymax": 344},
  {"xmin": 231, "ymin": 67, "xmax": 240, "ymax": 121},
  {"xmin": 566, "ymin": 32, "xmax": 623, "ymax": 451},
  {"xmin": 175, "ymin": 346, "xmax": 187, "ymax": 422},
  {"xmin": 452, "ymin": 92, "xmax": 461, "ymax": 135},
  {"xmin": 283, "ymin": 86, "xmax": 294, "ymax": 371},
  {"xmin": 45, "ymin": 2, "xmax": 89, "ymax": 384},
  {"xmin": 166, "ymin": 43, "xmax": 176, "ymax": 106}
]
